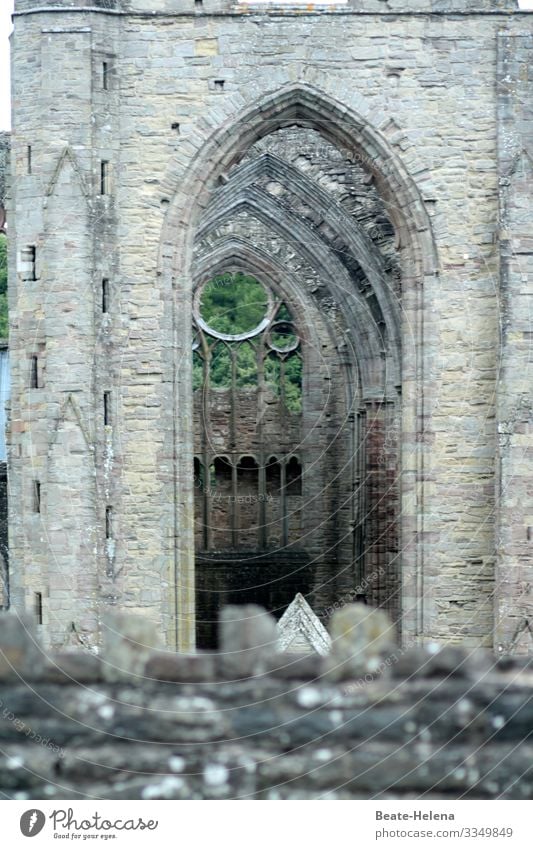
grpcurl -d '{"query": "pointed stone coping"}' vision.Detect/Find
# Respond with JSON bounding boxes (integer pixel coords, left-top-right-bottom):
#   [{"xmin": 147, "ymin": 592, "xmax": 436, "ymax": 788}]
[{"xmin": 277, "ymin": 593, "xmax": 331, "ymax": 656}]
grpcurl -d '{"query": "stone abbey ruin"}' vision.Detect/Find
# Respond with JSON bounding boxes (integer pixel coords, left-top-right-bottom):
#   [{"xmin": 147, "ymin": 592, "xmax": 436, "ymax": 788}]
[{"xmin": 3, "ymin": 0, "xmax": 533, "ymax": 656}]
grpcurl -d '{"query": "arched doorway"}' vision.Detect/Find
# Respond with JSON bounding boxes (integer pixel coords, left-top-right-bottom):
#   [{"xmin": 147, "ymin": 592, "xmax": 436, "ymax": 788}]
[{"xmin": 159, "ymin": 84, "xmax": 436, "ymax": 650}]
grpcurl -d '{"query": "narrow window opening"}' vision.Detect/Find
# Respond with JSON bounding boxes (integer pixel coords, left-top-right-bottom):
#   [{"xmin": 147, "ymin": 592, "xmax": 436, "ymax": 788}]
[
  {"xmin": 236, "ymin": 342, "xmax": 258, "ymax": 389},
  {"xmin": 33, "ymin": 480, "xmax": 41, "ymax": 513},
  {"xmin": 27, "ymin": 145, "xmax": 32, "ymax": 175},
  {"xmin": 194, "ymin": 457, "xmax": 203, "ymax": 491},
  {"xmin": 34, "ymin": 592, "xmax": 43, "ymax": 625},
  {"xmin": 214, "ymin": 80, "xmax": 225, "ymax": 91},
  {"xmin": 265, "ymin": 457, "xmax": 281, "ymax": 498},
  {"xmin": 100, "ymin": 160, "xmax": 109, "ymax": 195},
  {"xmin": 193, "ymin": 350, "xmax": 204, "ymax": 392},
  {"xmin": 285, "ymin": 457, "xmax": 302, "ymax": 496},
  {"xmin": 236, "ymin": 457, "xmax": 259, "ymax": 546},
  {"xmin": 104, "ymin": 391, "xmax": 111, "ymax": 426},
  {"xmin": 30, "ymin": 355, "xmax": 39, "ymax": 389},
  {"xmin": 214, "ymin": 456, "xmax": 232, "ymax": 487},
  {"xmin": 105, "ymin": 506, "xmax": 113, "ymax": 539},
  {"xmin": 102, "ymin": 61, "xmax": 109, "ymax": 90},
  {"xmin": 21, "ymin": 245, "xmax": 36, "ymax": 281},
  {"xmin": 171, "ymin": 122, "xmax": 180, "ymax": 133},
  {"xmin": 210, "ymin": 343, "xmax": 232, "ymax": 389},
  {"xmin": 102, "ymin": 278, "xmax": 110, "ymax": 313}
]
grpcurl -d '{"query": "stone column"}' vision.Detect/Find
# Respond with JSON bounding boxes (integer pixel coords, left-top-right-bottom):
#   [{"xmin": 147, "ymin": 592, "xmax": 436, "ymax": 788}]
[{"xmin": 495, "ymin": 33, "xmax": 533, "ymax": 653}]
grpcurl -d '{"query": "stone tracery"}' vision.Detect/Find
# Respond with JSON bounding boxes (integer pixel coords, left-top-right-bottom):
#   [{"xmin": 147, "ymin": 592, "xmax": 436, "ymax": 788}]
[{"xmin": 191, "ymin": 117, "xmax": 405, "ymax": 647}]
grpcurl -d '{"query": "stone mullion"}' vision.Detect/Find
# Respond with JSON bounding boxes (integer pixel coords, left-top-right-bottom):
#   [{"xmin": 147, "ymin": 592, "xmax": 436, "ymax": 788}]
[
  {"xmin": 231, "ymin": 460, "xmax": 238, "ymax": 548},
  {"xmin": 281, "ymin": 460, "xmax": 288, "ymax": 548},
  {"xmin": 257, "ymin": 340, "xmax": 267, "ymax": 550},
  {"xmin": 495, "ymin": 33, "xmax": 533, "ymax": 653},
  {"xmin": 90, "ymin": 13, "xmax": 123, "ymax": 645},
  {"xmin": 201, "ymin": 337, "xmax": 211, "ymax": 552},
  {"xmin": 364, "ymin": 399, "xmax": 388, "ymax": 609},
  {"xmin": 354, "ymin": 409, "xmax": 367, "ymax": 592},
  {"xmin": 229, "ymin": 344, "xmax": 239, "ymax": 547}
]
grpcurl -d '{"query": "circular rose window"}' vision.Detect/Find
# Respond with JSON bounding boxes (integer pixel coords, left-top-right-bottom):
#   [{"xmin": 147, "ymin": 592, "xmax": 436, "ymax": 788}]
[{"xmin": 194, "ymin": 273, "xmax": 273, "ymax": 341}]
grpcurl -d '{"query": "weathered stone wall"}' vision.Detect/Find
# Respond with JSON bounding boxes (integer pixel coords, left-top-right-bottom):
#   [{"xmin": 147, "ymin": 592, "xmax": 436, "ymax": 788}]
[
  {"xmin": 495, "ymin": 33, "xmax": 533, "ymax": 653},
  {"xmin": 0, "ymin": 133, "xmax": 9, "ymax": 607},
  {"xmin": 0, "ymin": 608, "xmax": 532, "ymax": 801},
  {"xmin": 7, "ymin": 0, "xmax": 533, "ymax": 652},
  {"xmin": 0, "ymin": 132, "xmax": 9, "ymax": 221},
  {"xmin": 0, "ymin": 462, "xmax": 8, "ymax": 608}
]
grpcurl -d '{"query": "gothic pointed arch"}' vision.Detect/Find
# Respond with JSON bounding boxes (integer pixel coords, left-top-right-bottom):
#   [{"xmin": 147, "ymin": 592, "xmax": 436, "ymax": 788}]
[
  {"xmin": 45, "ymin": 146, "xmax": 91, "ymax": 207},
  {"xmin": 47, "ymin": 393, "xmax": 93, "ymax": 456},
  {"xmin": 159, "ymin": 82, "xmax": 438, "ymax": 650},
  {"xmin": 199, "ymin": 151, "xmax": 401, "ymax": 352},
  {"xmin": 196, "ymin": 210, "xmax": 384, "ymax": 396},
  {"xmin": 160, "ymin": 82, "xmax": 438, "ymax": 279}
]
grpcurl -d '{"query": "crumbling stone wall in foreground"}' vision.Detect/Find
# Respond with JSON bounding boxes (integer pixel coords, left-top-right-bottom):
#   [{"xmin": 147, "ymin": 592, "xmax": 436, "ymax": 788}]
[{"xmin": 0, "ymin": 606, "xmax": 532, "ymax": 801}]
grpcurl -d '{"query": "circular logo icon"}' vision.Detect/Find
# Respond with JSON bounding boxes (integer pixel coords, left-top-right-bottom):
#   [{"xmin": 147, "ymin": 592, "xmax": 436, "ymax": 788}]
[{"xmin": 20, "ymin": 810, "xmax": 46, "ymax": 838}]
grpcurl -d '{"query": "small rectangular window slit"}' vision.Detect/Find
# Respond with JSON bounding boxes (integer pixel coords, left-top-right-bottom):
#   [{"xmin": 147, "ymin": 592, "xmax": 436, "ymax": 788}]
[
  {"xmin": 102, "ymin": 61, "xmax": 109, "ymax": 90},
  {"xmin": 102, "ymin": 278, "xmax": 109, "ymax": 313},
  {"xmin": 27, "ymin": 145, "xmax": 32, "ymax": 175},
  {"xmin": 105, "ymin": 506, "xmax": 113, "ymax": 539},
  {"xmin": 21, "ymin": 245, "xmax": 36, "ymax": 281},
  {"xmin": 33, "ymin": 480, "xmax": 41, "ymax": 513},
  {"xmin": 104, "ymin": 391, "xmax": 111, "ymax": 426},
  {"xmin": 30, "ymin": 355, "xmax": 39, "ymax": 389},
  {"xmin": 34, "ymin": 592, "xmax": 43, "ymax": 625},
  {"xmin": 214, "ymin": 80, "xmax": 225, "ymax": 91},
  {"xmin": 100, "ymin": 161, "xmax": 109, "ymax": 195}
]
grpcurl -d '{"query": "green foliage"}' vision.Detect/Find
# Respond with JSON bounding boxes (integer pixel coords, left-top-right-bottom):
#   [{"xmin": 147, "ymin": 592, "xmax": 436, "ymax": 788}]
[
  {"xmin": 210, "ymin": 344, "xmax": 232, "ymax": 389},
  {"xmin": 200, "ymin": 272, "xmax": 268, "ymax": 334},
  {"xmin": 264, "ymin": 353, "xmax": 302, "ymax": 413},
  {"xmin": 283, "ymin": 354, "xmax": 303, "ymax": 415},
  {"xmin": 264, "ymin": 353, "xmax": 280, "ymax": 398},
  {"xmin": 275, "ymin": 303, "xmax": 292, "ymax": 322},
  {"xmin": 0, "ymin": 234, "xmax": 8, "ymax": 338},
  {"xmin": 270, "ymin": 323, "xmax": 298, "ymax": 351},
  {"xmin": 194, "ymin": 273, "xmax": 302, "ymax": 414},
  {"xmin": 193, "ymin": 350, "xmax": 204, "ymax": 392},
  {"xmin": 235, "ymin": 342, "xmax": 258, "ymax": 389},
  {"xmin": 207, "ymin": 343, "xmax": 259, "ymax": 391}
]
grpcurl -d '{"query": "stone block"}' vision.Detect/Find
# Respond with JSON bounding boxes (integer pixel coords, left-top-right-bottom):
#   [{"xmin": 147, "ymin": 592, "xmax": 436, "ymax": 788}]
[
  {"xmin": 218, "ymin": 604, "xmax": 278, "ymax": 679},
  {"xmin": 0, "ymin": 613, "xmax": 44, "ymax": 682},
  {"xmin": 144, "ymin": 650, "xmax": 215, "ymax": 682},
  {"xmin": 267, "ymin": 652, "xmax": 322, "ymax": 681},
  {"xmin": 322, "ymin": 605, "xmax": 396, "ymax": 682},
  {"xmin": 101, "ymin": 611, "xmax": 163, "ymax": 683},
  {"xmin": 392, "ymin": 645, "xmax": 494, "ymax": 681},
  {"xmin": 42, "ymin": 650, "xmax": 103, "ymax": 685}
]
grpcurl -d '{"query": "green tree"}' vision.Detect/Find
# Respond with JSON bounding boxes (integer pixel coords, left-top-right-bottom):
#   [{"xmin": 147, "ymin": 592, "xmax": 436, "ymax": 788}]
[
  {"xmin": 194, "ymin": 273, "xmax": 302, "ymax": 413},
  {"xmin": 200, "ymin": 273, "xmax": 268, "ymax": 335}
]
